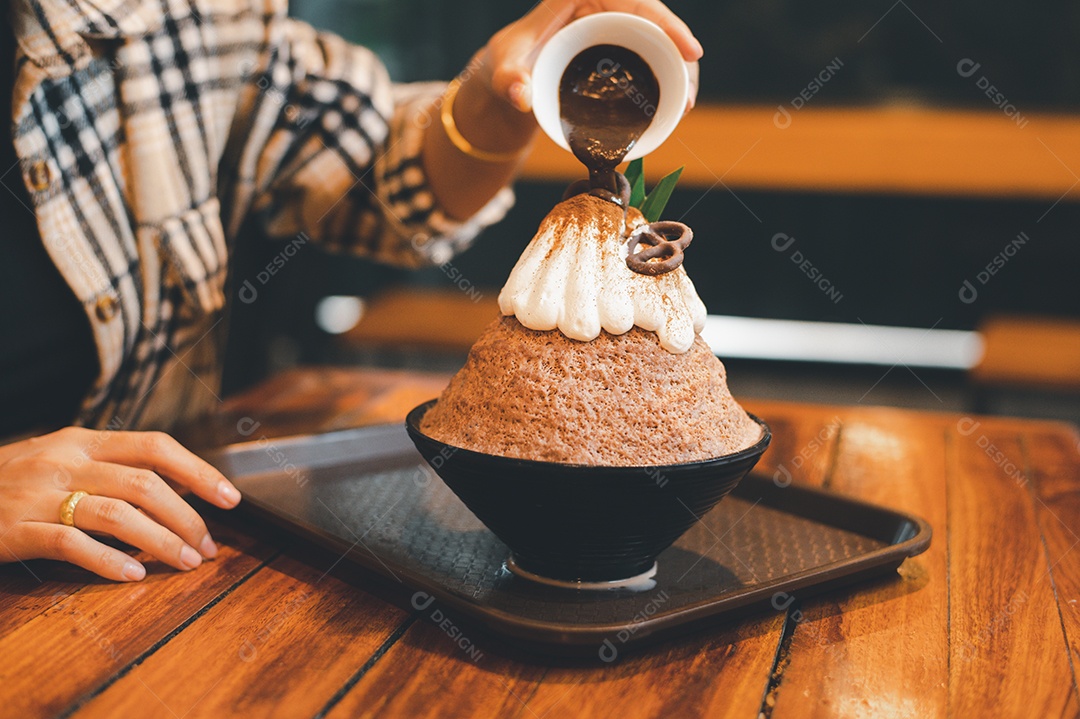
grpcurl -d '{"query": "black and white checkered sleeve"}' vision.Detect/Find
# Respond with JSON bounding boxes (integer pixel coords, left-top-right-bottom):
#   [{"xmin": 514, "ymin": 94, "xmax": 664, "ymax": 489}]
[{"xmin": 238, "ymin": 16, "xmax": 513, "ymax": 267}]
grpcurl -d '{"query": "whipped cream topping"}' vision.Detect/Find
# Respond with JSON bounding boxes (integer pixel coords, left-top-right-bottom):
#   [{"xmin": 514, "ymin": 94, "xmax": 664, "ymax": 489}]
[{"xmin": 497, "ymin": 197, "xmax": 707, "ymax": 354}]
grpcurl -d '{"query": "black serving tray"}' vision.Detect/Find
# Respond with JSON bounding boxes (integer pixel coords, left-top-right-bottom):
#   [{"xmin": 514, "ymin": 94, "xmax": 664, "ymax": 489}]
[{"xmin": 203, "ymin": 424, "xmax": 930, "ymax": 656}]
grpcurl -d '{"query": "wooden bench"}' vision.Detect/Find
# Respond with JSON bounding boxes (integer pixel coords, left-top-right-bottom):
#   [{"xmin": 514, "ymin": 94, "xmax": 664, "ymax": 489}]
[
  {"xmin": 343, "ymin": 288, "xmax": 499, "ymax": 352},
  {"xmin": 971, "ymin": 315, "xmax": 1080, "ymax": 392}
]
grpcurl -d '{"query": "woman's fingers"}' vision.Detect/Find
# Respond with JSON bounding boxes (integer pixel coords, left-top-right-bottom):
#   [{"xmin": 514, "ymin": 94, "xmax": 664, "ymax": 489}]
[
  {"xmin": 519, "ymin": 0, "xmax": 703, "ymax": 60},
  {"xmin": 7, "ymin": 522, "xmax": 146, "ymax": 582},
  {"xmin": 0, "ymin": 427, "xmax": 241, "ymax": 581},
  {"xmin": 486, "ymin": 39, "xmax": 538, "ymax": 112},
  {"xmin": 599, "ymin": 0, "xmax": 703, "ymax": 60},
  {"xmin": 686, "ymin": 60, "xmax": 700, "ymax": 112},
  {"xmin": 79, "ymin": 462, "xmax": 218, "ymax": 559},
  {"xmin": 86, "ymin": 431, "xmax": 240, "ymax": 510},
  {"xmin": 483, "ymin": 17, "xmax": 563, "ymax": 112},
  {"xmin": 485, "ymin": 1, "xmax": 582, "ymax": 110},
  {"xmin": 516, "ymin": 0, "xmax": 579, "ymax": 45},
  {"xmin": 72, "ymin": 495, "xmax": 203, "ymax": 572}
]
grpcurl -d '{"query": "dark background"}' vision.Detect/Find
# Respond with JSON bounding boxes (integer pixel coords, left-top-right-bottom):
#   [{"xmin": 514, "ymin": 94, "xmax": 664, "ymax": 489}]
[{"xmin": 290, "ymin": 0, "xmax": 1080, "ymax": 110}]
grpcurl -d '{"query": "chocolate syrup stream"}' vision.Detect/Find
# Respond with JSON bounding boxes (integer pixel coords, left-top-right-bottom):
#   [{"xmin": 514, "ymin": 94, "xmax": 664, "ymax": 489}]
[
  {"xmin": 558, "ymin": 43, "xmax": 690, "ymax": 275},
  {"xmin": 559, "ymin": 45, "xmax": 658, "ymax": 195}
]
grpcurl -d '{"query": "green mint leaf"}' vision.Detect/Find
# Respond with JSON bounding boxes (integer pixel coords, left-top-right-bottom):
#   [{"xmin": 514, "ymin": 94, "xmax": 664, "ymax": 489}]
[
  {"xmin": 624, "ymin": 158, "xmax": 644, "ymax": 195},
  {"xmin": 639, "ymin": 166, "xmax": 684, "ymax": 222},
  {"xmin": 629, "ymin": 172, "xmax": 646, "ymax": 209}
]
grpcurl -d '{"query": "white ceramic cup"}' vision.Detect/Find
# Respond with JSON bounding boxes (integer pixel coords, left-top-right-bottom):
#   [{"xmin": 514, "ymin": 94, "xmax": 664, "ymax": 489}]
[{"xmin": 530, "ymin": 12, "xmax": 691, "ymax": 162}]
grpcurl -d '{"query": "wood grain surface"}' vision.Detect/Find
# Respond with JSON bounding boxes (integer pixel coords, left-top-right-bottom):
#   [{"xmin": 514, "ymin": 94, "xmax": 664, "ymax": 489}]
[
  {"xmin": 1, "ymin": 368, "xmax": 1077, "ymax": 719},
  {"xmin": 770, "ymin": 409, "xmax": 949, "ymax": 718}
]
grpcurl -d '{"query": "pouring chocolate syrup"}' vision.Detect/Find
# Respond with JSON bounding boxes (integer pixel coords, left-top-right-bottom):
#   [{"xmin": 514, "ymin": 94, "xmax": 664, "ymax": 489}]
[
  {"xmin": 558, "ymin": 43, "xmax": 693, "ymax": 277},
  {"xmin": 559, "ymin": 44, "xmax": 659, "ymax": 197}
]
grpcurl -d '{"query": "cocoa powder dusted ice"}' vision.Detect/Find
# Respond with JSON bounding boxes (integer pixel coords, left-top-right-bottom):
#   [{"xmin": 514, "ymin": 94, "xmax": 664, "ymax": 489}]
[
  {"xmin": 497, "ymin": 194, "xmax": 706, "ymax": 354},
  {"xmin": 420, "ymin": 316, "xmax": 762, "ymax": 466}
]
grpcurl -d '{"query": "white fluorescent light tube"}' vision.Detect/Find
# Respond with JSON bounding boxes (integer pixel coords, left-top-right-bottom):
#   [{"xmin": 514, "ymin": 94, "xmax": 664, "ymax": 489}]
[{"xmin": 701, "ymin": 315, "xmax": 985, "ymax": 370}]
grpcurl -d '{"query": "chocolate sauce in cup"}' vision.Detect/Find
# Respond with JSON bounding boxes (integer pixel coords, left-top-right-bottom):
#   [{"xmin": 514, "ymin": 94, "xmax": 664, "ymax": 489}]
[
  {"xmin": 559, "ymin": 44, "xmax": 660, "ymax": 194},
  {"xmin": 531, "ymin": 12, "xmax": 691, "ymax": 167}
]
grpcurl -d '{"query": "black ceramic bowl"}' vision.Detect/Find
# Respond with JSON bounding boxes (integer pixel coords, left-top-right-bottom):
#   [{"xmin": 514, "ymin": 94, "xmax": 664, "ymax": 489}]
[{"xmin": 405, "ymin": 400, "xmax": 772, "ymax": 585}]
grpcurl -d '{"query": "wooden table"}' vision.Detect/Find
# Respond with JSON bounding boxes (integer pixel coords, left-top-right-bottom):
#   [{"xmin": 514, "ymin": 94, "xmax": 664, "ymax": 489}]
[{"xmin": 2, "ymin": 367, "xmax": 1079, "ymax": 719}]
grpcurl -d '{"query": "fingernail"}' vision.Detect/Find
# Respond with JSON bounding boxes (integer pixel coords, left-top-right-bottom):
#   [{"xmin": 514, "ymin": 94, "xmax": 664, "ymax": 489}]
[
  {"xmin": 199, "ymin": 534, "xmax": 218, "ymax": 559},
  {"xmin": 123, "ymin": 561, "xmax": 146, "ymax": 581},
  {"xmin": 180, "ymin": 545, "xmax": 202, "ymax": 570},
  {"xmin": 509, "ymin": 81, "xmax": 530, "ymax": 112},
  {"xmin": 218, "ymin": 482, "xmax": 241, "ymax": 507}
]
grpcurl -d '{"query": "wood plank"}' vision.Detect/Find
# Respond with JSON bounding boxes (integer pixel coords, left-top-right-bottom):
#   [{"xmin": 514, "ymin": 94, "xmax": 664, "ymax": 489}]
[
  {"xmin": 322, "ymin": 619, "xmax": 545, "ymax": 719},
  {"xmin": 71, "ymin": 553, "xmax": 409, "ymax": 719},
  {"xmin": 973, "ymin": 315, "xmax": 1080, "ymax": 391},
  {"xmin": 0, "ymin": 563, "xmax": 98, "ymax": 638},
  {"xmin": 947, "ymin": 421, "xmax": 1075, "ymax": 716},
  {"xmin": 748, "ymin": 400, "xmax": 1072, "ymax": 443},
  {"xmin": 510, "ymin": 619, "xmax": 787, "ymax": 719},
  {"xmin": 748, "ymin": 402, "xmax": 842, "ymax": 491},
  {"xmin": 345, "ymin": 288, "xmax": 501, "ymax": 351},
  {"xmin": 769, "ymin": 408, "xmax": 950, "ymax": 718},
  {"xmin": 521, "ymin": 104, "xmax": 1080, "ymax": 200},
  {"xmin": 0, "ymin": 517, "xmax": 273, "ymax": 719},
  {"xmin": 322, "ymin": 596, "xmax": 789, "ymax": 719},
  {"xmin": 1023, "ymin": 426, "xmax": 1080, "ymax": 712}
]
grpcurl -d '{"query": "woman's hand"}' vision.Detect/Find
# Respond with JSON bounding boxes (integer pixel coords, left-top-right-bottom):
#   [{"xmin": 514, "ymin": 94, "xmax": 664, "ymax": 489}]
[
  {"xmin": 483, "ymin": 0, "xmax": 703, "ymax": 113},
  {"xmin": 425, "ymin": 0, "xmax": 702, "ymax": 221},
  {"xmin": 0, "ymin": 427, "xmax": 241, "ymax": 582}
]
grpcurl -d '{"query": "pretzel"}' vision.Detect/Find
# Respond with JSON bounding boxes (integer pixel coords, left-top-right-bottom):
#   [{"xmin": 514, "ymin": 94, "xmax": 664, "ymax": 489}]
[{"xmin": 625, "ymin": 221, "xmax": 693, "ymax": 276}]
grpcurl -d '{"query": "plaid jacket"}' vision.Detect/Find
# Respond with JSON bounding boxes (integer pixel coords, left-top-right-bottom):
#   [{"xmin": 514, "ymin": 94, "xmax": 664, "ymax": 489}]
[{"xmin": 7, "ymin": 0, "xmax": 511, "ymax": 431}]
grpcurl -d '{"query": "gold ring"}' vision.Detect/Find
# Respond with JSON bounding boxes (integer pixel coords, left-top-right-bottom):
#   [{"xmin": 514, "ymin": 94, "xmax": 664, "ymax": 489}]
[{"xmin": 59, "ymin": 491, "xmax": 89, "ymax": 527}]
